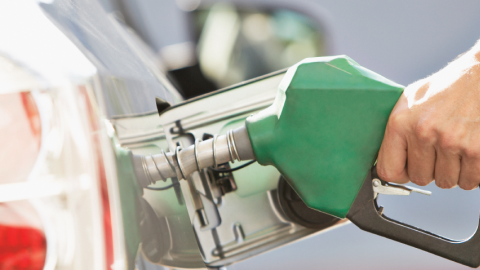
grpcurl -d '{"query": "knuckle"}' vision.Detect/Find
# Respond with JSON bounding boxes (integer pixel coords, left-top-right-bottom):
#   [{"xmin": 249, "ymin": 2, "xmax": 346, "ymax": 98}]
[
  {"xmin": 388, "ymin": 113, "xmax": 407, "ymax": 132},
  {"xmin": 438, "ymin": 128, "xmax": 468, "ymax": 154},
  {"xmin": 463, "ymin": 148, "xmax": 480, "ymax": 159},
  {"xmin": 438, "ymin": 136, "xmax": 460, "ymax": 152},
  {"xmin": 414, "ymin": 121, "xmax": 435, "ymax": 144}
]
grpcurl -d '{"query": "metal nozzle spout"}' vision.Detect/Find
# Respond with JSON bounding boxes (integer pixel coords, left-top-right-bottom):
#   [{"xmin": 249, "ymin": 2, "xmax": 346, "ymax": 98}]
[{"xmin": 134, "ymin": 126, "xmax": 254, "ymax": 188}]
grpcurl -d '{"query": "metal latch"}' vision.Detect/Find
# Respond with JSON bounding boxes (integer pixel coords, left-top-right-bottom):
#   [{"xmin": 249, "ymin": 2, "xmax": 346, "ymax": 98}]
[{"xmin": 372, "ymin": 178, "xmax": 431, "ymax": 199}]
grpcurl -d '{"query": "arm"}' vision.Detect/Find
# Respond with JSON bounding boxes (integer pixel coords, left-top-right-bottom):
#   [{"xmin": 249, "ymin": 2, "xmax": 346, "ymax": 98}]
[{"xmin": 377, "ymin": 40, "xmax": 480, "ymax": 190}]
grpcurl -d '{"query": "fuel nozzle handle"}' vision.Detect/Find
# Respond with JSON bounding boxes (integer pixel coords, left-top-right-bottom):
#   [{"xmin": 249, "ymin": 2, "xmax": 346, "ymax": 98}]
[{"xmin": 132, "ymin": 126, "xmax": 254, "ymax": 187}]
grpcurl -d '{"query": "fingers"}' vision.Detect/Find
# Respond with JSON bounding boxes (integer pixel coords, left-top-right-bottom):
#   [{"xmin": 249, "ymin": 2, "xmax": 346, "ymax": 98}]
[
  {"xmin": 407, "ymin": 138, "xmax": 435, "ymax": 186},
  {"xmin": 434, "ymin": 149, "xmax": 460, "ymax": 189},
  {"xmin": 377, "ymin": 49, "xmax": 480, "ymax": 190},
  {"xmin": 376, "ymin": 81, "xmax": 480, "ymax": 190},
  {"xmin": 377, "ymin": 123, "xmax": 409, "ymax": 184},
  {"xmin": 458, "ymin": 156, "xmax": 480, "ymax": 190}
]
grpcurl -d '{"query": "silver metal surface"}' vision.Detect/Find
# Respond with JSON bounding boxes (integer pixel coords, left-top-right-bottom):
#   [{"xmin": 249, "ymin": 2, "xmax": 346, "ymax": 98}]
[
  {"xmin": 194, "ymin": 139, "xmax": 202, "ymax": 171},
  {"xmin": 136, "ymin": 126, "xmax": 251, "ymax": 185},
  {"xmin": 142, "ymin": 155, "xmax": 155, "ymax": 186},
  {"xmin": 175, "ymin": 146, "xmax": 187, "ymax": 179},
  {"xmin": 40, "ymin": 0, "xmax": 182, "ymax": 118},
  {"xmin": 149, "ymin": 153, "xmax": 165, "ymax": 182},
  {"xmin": 373, "ymin": 178, "xmax": 432, "ymax": 199},
  {"xmin": 161, "ymin": 149, "xmax": 176, "ymax": 176},
  {"xmin": 212, "ymin": 134, "xmax": 219, "ymax": 168},
  {"xmin": 227, "ymin": 129, "xmax": 241, "ymax": 161}
]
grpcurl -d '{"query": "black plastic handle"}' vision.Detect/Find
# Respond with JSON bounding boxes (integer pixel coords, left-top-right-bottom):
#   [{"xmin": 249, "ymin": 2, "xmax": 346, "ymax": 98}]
[{"xmin": 346, "ymin": 167, "xmax": 480, "ymax": 268}]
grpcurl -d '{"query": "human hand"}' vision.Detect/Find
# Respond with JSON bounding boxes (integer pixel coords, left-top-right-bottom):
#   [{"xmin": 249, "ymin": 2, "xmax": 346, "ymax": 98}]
[{"xmin": 377, "ymin": 42, "xmax": 480, "ymax": 190}]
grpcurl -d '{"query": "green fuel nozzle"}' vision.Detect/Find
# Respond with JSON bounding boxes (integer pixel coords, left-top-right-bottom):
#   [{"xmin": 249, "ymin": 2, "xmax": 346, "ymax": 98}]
[
  {"xmin": 245, "ymin": 55, "xmax": 403, "ymax": 218},
  {"xmin": 135, "ymin": 55, "xmax": 403, "ymax": 218}
]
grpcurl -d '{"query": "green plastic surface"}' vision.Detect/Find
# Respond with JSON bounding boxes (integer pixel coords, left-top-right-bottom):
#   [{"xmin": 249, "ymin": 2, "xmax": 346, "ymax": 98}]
[{"xmin": 245, "ymin": 56, "xmax": 403, "ymax": 218}]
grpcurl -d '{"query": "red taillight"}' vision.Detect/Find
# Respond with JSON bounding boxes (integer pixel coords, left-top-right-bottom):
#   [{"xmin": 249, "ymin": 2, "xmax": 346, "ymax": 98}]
[
  {"xmin": 1, "ymin": 28, "xmax": 120, "ymax": 267},
  {"xmin": 0, "ymin": 224, "xmax": 46, "ymax": 270},
  {"xmin": 0, "ymin": 92, "xmax": 41, "ymax": 184},
  {"xmin": 0, "ymin": 91, "xmax": 45, "ymax": 270},
  {"xmin": 19, "ymin": 92, "xmax": 41, "ymax": 145}
]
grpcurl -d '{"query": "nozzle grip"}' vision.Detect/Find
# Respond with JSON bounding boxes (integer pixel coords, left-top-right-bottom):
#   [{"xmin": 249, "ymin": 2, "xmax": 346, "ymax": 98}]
[{"xmin": 347, "ymin": 168, "xmax": 480, "ymax": 268}]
